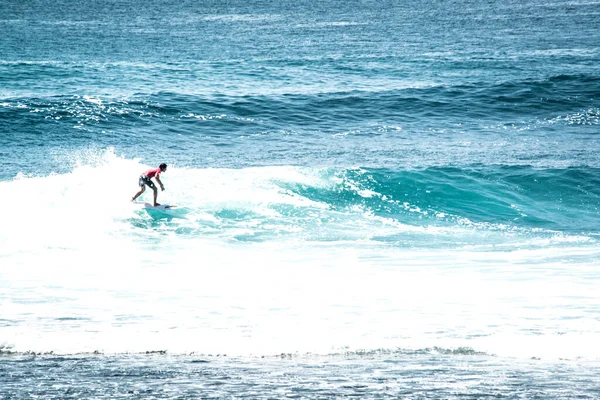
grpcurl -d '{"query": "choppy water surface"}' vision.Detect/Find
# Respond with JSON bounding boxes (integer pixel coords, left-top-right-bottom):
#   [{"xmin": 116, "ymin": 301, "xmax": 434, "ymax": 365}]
[{"xmin": 3, "ymin": 354, "xmax": 600, "ymax": 399}]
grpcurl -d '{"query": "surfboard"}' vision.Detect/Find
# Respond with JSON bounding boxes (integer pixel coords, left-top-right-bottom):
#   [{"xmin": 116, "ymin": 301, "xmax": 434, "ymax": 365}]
[
  {"xmin": 144, "ymin": 203, "xmax": 177, "ymax": 211},
  {"xmin": 141, "ymin": 202, "xmax": 186, "ymax": 219}
]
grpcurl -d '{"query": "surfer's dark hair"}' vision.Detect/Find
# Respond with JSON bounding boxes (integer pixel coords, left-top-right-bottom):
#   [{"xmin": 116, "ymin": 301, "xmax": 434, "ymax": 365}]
[{"xmin": 159, "ymin": 163, "xmax": 167, "ymax": 171}]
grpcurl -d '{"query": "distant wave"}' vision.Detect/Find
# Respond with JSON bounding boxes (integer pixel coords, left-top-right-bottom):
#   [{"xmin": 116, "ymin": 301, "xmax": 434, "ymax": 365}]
[{"xmin": 2, "ymin": 73, "xmax": 598, "ymax": 123}]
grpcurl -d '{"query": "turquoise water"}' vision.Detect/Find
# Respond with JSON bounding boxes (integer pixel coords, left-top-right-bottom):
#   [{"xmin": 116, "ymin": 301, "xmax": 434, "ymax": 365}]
[{"xmin": 2, "ymin": 0, "xmax": 600, "ymax": 398}]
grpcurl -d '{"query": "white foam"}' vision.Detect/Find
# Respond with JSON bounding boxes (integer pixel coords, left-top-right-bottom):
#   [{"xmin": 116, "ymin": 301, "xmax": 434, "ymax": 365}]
[{"xmin": 1, "ymin": 150, "xmax": 599, "ymax": 360}]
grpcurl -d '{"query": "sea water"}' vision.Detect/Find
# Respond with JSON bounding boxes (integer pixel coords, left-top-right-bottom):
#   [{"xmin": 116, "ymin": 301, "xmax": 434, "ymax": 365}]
[{"xmin": 1, "ymin": 0, "xmax": 600, "ymax": 398}]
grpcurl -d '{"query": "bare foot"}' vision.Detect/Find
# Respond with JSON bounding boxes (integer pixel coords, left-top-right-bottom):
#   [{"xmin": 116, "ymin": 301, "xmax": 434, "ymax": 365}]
[{"xmin": 154, "ymin": 203, "xmax": 161, "ymax": 206}]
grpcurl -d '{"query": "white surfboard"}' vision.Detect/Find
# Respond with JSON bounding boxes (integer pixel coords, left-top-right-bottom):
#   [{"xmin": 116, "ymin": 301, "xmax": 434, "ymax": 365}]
[
  {"xmin": 144, "ymin": 203, "xmax": 177, "ymax": 211},
  {"xmin": 141, "ymin": 202, "xmax": 186, "ymax": 219}
]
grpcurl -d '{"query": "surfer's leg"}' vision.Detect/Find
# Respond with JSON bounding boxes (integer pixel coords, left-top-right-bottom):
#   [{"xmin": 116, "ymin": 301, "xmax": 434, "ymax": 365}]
[
  {"xmin": 152, "ymin": 187, "xmax": 159, "ymax": 206},
  {"xmin": 132, "ymin": 186, "xmax": 145, "ymax": 201},
  {"xmin": 132, "ymin": 175, "xmax": 149, "ymax": 202}
]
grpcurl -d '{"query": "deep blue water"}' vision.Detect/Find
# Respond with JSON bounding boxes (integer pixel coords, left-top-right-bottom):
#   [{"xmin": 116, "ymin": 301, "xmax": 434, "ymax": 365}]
[{"xmin": 1, "ymin": 0, "xmax": 600, "ymax": 398}]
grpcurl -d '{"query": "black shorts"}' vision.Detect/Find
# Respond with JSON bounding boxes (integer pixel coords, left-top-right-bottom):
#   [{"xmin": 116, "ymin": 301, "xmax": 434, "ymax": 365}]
[{"xmin": 139, "ymin": 175, "xmax": 156, "ymax": 190}]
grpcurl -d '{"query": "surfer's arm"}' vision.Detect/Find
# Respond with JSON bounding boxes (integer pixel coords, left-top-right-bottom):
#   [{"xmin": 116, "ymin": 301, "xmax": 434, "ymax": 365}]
[{"xmin": 156, "ymin": 176, "xmax": 165, "ymax": 191}]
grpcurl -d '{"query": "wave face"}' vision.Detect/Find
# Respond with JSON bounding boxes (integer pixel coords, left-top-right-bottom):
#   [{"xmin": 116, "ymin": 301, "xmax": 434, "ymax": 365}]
[{"xmin": 1, "ymin": 0, "xmax": 600, "ymax": 397}]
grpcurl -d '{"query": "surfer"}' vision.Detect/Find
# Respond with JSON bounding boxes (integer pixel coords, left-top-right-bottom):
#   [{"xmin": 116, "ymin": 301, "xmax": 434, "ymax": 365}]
[{"xmin": 131, "ymin": 163, "xmax": 167, "ymax": 206}]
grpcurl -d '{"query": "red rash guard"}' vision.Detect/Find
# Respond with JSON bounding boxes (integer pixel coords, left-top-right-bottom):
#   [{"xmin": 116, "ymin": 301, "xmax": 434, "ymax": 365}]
[{"xmin": 145, "ymin": 167, "xmax": 162, "ymax": 178}]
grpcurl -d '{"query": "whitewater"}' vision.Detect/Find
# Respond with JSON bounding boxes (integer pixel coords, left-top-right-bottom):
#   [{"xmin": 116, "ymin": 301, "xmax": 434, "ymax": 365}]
[{"xmin": 1, "ymin": 151, "xmax": 599, "ymax": 360}]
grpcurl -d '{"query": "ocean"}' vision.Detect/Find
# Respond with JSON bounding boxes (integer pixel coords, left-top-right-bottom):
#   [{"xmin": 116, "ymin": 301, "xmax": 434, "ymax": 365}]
[{"xmin": 1, "ymin": 0, "xmax": 600, "ymax": 398}]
